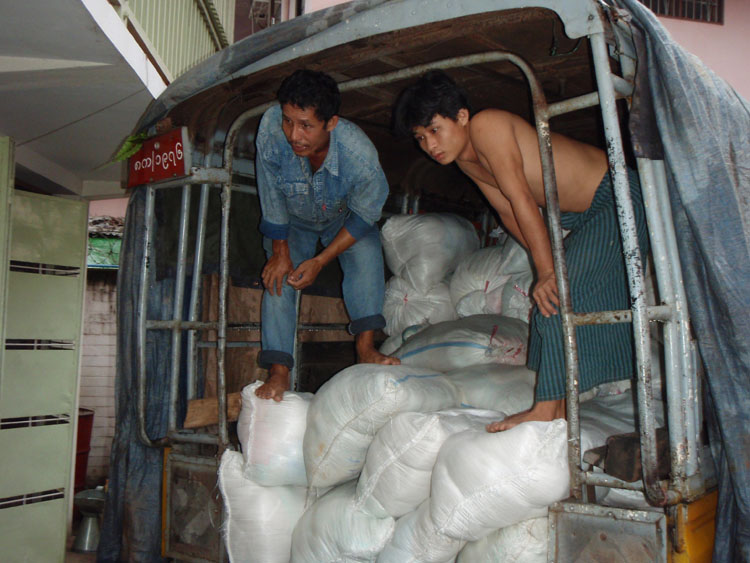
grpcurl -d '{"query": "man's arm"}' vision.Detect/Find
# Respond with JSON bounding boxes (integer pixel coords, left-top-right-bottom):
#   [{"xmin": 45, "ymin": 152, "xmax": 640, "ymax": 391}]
[
  {"xmin": 469, "ymin": 112, "xmax": 559, "ymax": 316},
  {"xmin": 287, "ymin": 227, "xmax": 356, "ymax": 290},
  {"xmin": 256, "ymin": 109, "xmax": 294, "ymax": 294}
]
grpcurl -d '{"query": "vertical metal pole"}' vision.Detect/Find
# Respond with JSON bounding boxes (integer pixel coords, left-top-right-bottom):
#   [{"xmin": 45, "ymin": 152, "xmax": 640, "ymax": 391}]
[
  {"xmin": 590, "ymin": 31, "xmax": 665, "ymax": 506},
  {"xmin": 216, "ymin": 183, "xmax": 231, "ymax": 447},
  {"xmin": 186, "ymin": 182, "xmax": 211, "ymax": 401},
  {"xmin": 527, "ymin": 82, "xmax": 584, "ymax": 502},
  {"xmin": 137, "ymin": 186, "xmax": 158, "ymax": 447},
  {"xmin": 291, "ymin": 289, "xmax": 302, "ymax": 392},
  {"xmin": 168, "ymin": 186, "xmax": 191, "ymax": 433},
  {"xmin": 637, "ymin": 158, "xmax": 688, "ymax": 492},
  {"xmin": 653, "ymin": 160, "xmax": 699, "ymax": 478}
]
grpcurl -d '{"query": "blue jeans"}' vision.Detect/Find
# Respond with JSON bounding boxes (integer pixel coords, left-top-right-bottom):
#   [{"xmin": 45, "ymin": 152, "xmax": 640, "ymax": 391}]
[{"xmin": 258, "ymin": 212, "xmax": 386, "ymax": 369}]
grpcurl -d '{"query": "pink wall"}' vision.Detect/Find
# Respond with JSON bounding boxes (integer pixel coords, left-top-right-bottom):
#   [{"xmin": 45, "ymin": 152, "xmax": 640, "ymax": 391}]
[
  {"xmin": 303, "ymin": 0, "xmax": 749, "ymax": 99},
  {"xmin": 659, "ymin": 0, "xmax": 750, "ymax": 99},
  {"xmin": 89, "ymin": 197, "xmax": 128, "ymax": 218}
]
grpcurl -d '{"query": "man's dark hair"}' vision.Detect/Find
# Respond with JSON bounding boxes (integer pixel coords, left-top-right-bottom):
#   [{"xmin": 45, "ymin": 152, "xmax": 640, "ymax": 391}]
[
  {"xmin": 277, "ymin": 69, "xmax": 341, "ymax": 123},
  {"xmin": 392, "ymin": 70, "xmax": 472, "ymax": 137}
]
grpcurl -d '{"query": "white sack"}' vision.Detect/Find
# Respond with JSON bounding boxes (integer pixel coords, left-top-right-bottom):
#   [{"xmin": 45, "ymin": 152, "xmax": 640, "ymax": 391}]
[
  {"xmin": 456, "ymin": 517, "xmax": 548, "ymax": 563},
  {"xmin": 237, "ymin": 381, "xmax": 312, "ymax": 486},
  {"xmin": 430, "ymin": 420, "xmax": 569, "ymax": 541},
  {"xmin": 303, "ymin": 364, "xmax": 459, "ymax": 488},
  {"xmin": 218, "ymin": 450, "xmax": 307, "ymax": 563},
  {"xmin": 450, "ymin": 242, "xmax": 534, "ymax": 322},
  {"xmin": 290, "ymin": 481, "xmax": 395, "ymax": 563},
  {"xmin": 447, "ymin": 363, "xmax": 536, "ymax": 414},
  {"xmin": 355, "ymin": 408, "xmax": 501, "ymax": 518},
  {"xmin": 377, "ymin": 500, "xmax": 466, "ymax": 563},
  {"xmin": 396, "ymin": 315, "xmax": 529, "ymax": 372},
  {"xmin": 381, "ymin": 213, "xmax": 480, "ymax": 292},
  {"xmin": 379, "ymin": 334, "xmax": 403, "ymax": 356},
  {"xmin": 383, "ymin": 276, "xmax": 456, "ymax": 337}
]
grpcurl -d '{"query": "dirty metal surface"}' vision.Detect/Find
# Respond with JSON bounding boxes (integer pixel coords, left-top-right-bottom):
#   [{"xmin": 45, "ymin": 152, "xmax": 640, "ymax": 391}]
[{"xmin": 548, "ymin": 501, "xmax": 667, "ymax": 562}]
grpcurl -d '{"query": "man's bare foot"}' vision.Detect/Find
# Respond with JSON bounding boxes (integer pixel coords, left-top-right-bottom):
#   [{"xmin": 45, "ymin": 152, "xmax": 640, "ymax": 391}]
[
  {"xmin": 355, "ymin": 330, "xmax": 401, "ymax": 365},
  {"xmin": 255, "ymin": 365, "xmax": 290, "ymax": 402},
  {"xmin": 486, "ymin": 398, "xmax": 566, "ymax": 433}
]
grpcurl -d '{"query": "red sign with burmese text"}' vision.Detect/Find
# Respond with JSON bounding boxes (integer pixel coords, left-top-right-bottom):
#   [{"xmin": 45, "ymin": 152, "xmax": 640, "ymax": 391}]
[{"xmin": 127, "ymin": 127, "xmax": 191, "ymax": 188}]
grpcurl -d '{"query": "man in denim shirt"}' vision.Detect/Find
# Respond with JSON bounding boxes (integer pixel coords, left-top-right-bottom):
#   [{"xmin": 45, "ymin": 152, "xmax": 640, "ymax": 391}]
[{"xmin": 254, "ymin": 69, "xmax": 400, "ymax": 401}]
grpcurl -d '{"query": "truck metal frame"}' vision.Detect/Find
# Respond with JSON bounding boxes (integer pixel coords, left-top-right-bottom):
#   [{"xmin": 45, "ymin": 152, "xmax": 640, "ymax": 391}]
[{"xmin": 127, "ymin": 1, "xmax": 713, "ymax": 560}]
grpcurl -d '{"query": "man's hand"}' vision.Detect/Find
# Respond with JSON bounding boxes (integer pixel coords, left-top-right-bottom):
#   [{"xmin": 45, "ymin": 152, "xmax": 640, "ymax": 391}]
[
  {"xmin": 533, "ymin": 269, "xmax": 560, "ymax": 317},
  {"xmin": 262, "ymin": 252, "xmax": 294, "ymax": 296},
  {"xmin": 287, "ymin": 258, "xmax": 323, "ymax": 290}
]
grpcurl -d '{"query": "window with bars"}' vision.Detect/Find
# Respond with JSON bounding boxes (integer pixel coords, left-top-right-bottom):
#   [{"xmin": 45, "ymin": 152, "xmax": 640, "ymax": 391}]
[{"xmin": 640, "ymin": 0, "xmax": 724, "ymax": 23}]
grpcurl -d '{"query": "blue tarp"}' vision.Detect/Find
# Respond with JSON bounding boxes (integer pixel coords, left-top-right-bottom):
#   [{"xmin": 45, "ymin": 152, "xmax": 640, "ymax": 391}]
[{"xmin": 617, "ymin": 1, "xmax": 750, "ymax": 560}]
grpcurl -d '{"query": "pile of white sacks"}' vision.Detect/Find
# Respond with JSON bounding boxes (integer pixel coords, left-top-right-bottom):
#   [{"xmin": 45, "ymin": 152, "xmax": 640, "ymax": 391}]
[{"xmin": 219, "ymin": 213, "xmax": 661, "ymax": 562}]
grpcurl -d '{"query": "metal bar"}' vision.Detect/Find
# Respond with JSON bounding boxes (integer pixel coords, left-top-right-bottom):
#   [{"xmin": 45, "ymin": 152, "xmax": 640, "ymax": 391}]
[
  {"xmin": 571, "ymin": 305, "xmax": 672, "ymax": 325},
  {"xmin": 582, "ymin": 472, "xmax": 682, "ymax": 504},
  {"xmin": 197, "ymin": 341, "xmax": 262, "ymax": 349},
  {"xmin": 517, "ymin": 59, "xmax": 586, "ymax": 502},
  {"xmin": 216, "ymin": 183, "xmax": 231, "ymax": 447},
  {"xmin": 548, "ymin": 92, "xmax": 600, "ymax": 118},
  {"xmin": 168, "ymin": 185, "xmax": 191, "ymax": 434},
  {"xmin": 591, "ymin": 31, "xmax": 666, "ymax": 506},
  {"xmin": 186, "ymin": 182, "xmax": 211, "ymax": 401},
  {"xmin": 146, "ymin": 320, "xmax": 350, "ymax": 331},
  {"xmin": 291, "ymin": 289, "xmax": 301, "ymax": 392},
  {"xmin": 147, "ymin": 320, "xmax": 221, "ymax": 330},
  {"xmin": 547, "ymin": 74, "xmax": 632, "ymax": 119},
  {"xmin": 637, "ymin": 158, "xmax": 688, "ymax": 496},
  {"xmin": 167, "ymin": 430, "xmax": 220, "ymax": 445},
  {"xmin": 137, "ymin": 186, "xmax": 160, "ymax": 447},
  {"xmin": 146, "ymin": 167, "xmax": 230, "ymax": 189},
  {"xmin": 653, "ymin": 160, "xmax": 700, "ymax": 479}
]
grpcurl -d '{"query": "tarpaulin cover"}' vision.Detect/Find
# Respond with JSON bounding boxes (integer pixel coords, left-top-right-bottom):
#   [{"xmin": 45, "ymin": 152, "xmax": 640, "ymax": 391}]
[
  {"xmin": 616, "ymin": 1, "xmax": 750, "ymax": 560},
  {"xmin": 98, "ymin": 187, "xmax": 173, "ymax": 562}
]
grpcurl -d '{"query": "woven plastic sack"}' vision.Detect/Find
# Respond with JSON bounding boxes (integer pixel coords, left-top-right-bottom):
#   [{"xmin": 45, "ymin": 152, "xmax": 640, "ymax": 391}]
[
  {"xmin": 303, "ymin": 364, "xmax": 459, "ymax": 488},
  {"xmin": 430, "ymin": 420, "xmax": 569, "ymax": 541},
  {"xmin": 237, "ymin": 381, "xmax": 312, "ymax": 486},
  {"xmin": 354, "ymin": 408, "xmax": 500, "ymax": 518},
  {"xmin": 395, "ymin": 315, "xmax": 529, "ymax": 372},
  {"xmin": 449, "ymin": 242, "xmax": 534, "ymax": 322},
  {"xmin": 447, "ymin": 363, "xmax": 536, "ymax": 414},
  {"xmin": 381, "ymin": 213, "xmax": 480, "ymax": 292},
  {"xmin": 383, "ymin": 276, "xmax": 456, "ymax": 336},
  {"xmin": 456, "ymin": 517, "xmax": 548, "ymax": 563},
  {"xmin": 218, "ymin": 450, "xmax": 307, "ymax": 563},
  {"xmin": 290, "ymin": 481, "xmax": 395, "ymax": 563},
  {"xmin": 377, "ymin": 500, "xmax": 466, "ymax": 563}
]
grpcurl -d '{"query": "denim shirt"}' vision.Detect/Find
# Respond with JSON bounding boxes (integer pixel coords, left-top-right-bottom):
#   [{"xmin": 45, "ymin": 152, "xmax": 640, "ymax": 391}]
[{"xmin": 255, "ymin": 104, "xmax": 389, "ymax": 240}]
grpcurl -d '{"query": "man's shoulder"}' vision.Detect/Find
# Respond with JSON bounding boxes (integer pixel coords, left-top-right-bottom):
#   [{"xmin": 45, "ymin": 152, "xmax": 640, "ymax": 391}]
[
  {"xmin": 257, "ymin": 104, "xmax": 287, "ymax": 156},
  {"xmin": 470, "ymin": 108, "xmax": 519, "ymax": 128},
  {"xmin": 333, "ymin": 118, "xmax": 379, "ymax": 162},
  {"xmin": 258, "ymin": 104, "xmax": 282, "ymax": 134}
]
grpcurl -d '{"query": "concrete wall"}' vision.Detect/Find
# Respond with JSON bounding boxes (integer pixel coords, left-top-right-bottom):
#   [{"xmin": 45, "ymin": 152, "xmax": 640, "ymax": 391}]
[
  {"xmin": 79, "ymin": 270, "xmax": 118, "ymax": 486},
  {"xmin": 659, "ymin": 0, "xmax": 750, "ymax": 99}
]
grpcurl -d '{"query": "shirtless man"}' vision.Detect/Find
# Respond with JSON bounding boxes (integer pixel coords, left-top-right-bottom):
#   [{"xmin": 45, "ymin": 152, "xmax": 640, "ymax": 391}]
[
  {"xmin": 393, "ymin": 70, "xmax": 648, "ymax": 430},
  {"xmin": 255, "ymin": 69, "xmax": 399, "ymax": 401}
]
